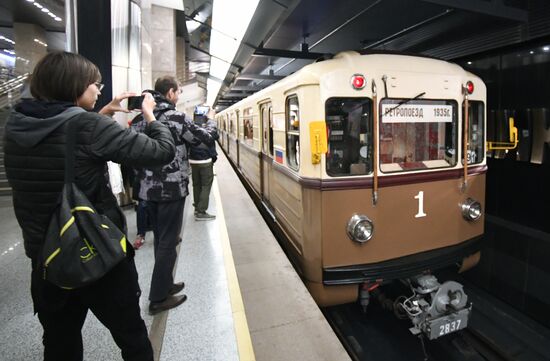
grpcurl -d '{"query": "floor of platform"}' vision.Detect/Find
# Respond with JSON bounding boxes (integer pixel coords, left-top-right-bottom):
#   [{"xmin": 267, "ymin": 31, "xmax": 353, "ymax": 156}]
[{"xmin": 0, "ymin": 145, "xmax": 349, "ymax": 361}]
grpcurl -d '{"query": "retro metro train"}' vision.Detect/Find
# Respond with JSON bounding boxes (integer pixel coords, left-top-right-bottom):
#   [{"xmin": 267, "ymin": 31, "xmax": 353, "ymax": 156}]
[{"xmin": 215, "ymin": 51, "xmax": 489, "ymax": 339}]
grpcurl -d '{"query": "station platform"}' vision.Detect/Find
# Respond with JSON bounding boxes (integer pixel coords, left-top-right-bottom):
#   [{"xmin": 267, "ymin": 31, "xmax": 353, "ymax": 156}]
[{"xmin": 0, "ymin": 144, "xmax": 350, "ymax": 361}]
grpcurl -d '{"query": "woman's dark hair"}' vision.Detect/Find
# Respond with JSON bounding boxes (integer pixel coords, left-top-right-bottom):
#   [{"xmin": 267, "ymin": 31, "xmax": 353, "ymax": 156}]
[
  {"xmin": 30, "ymin": 51, "xmax": 101, "ymax": 102},
  {"xmin": 154, "ymin": 76, "xmax": 179, "ymax": 97}
]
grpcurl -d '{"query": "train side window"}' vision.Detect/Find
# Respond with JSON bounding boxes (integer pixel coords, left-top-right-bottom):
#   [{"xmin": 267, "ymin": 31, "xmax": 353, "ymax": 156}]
[
  {"xmin": 286, "ymin": 96, "xmax": 300, "ymax": 170},
  {"xmin": 243, "ymin": 107, "xmax": 253, "ymax": 146},
  {"xmin": 236, "ymin": 110, "xmax": 240, "ymax": 138},
  {"xmin": 260, "ymin": 103, "xmax": 272, "ymax": 154},
  {"xmin": 379, "ymin": 99, "xmax": 458, "ymax": 172},
  {"xmin": 325, "ymin": 98, "xmax": 373, "ymax": 176},
  {"xmin": 462, "ymin": 101, "xmax": 485, "ymax": 165},
  {"xmin": 269, "ymin": 106, "xmax": 274, "ymax": 156}
]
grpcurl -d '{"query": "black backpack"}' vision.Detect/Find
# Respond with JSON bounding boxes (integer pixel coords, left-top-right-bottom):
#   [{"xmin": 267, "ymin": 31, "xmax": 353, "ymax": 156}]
[{"xmin": 41, "ymin": 113, "xmax": 127, "ymax": 289}]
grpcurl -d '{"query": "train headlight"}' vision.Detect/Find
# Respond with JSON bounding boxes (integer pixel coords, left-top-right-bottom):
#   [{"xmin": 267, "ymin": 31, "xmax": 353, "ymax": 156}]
[
  {"xmin": 346, "ymin": 214, "xmax": 374, "ymax": 243},
  {"xmin": 461, "ymin": 198, "xmax": 482, "ymax": 221}
]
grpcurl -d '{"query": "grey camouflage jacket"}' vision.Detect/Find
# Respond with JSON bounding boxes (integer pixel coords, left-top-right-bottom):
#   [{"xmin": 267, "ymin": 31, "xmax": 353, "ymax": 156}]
[{"xmin": 131, "ymin": 91, "xmax": 215, "ymax": 202}]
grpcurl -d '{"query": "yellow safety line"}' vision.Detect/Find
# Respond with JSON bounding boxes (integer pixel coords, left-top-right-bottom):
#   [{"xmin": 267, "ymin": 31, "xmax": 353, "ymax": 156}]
[{"xmin": 212, "ymin": 177, "xmax": 256, "ymax": 361}]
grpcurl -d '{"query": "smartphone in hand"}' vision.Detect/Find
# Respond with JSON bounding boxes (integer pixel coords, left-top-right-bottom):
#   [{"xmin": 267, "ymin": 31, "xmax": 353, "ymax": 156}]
[{"xmin": 127, "ymin": 95, "xmax": 145, "ymax": 110}]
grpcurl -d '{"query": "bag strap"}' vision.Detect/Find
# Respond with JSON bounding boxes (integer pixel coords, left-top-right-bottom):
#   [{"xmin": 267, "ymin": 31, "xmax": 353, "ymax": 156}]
[{"xmin": 63, "ymin": 107, "xmax": 87, "ymax": 184}]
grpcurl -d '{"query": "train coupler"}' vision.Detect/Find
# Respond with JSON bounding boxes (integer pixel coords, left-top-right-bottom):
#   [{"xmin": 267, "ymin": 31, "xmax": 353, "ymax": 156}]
[{"xmin": 398, "ymin": 274, "xmax": 471, "ymax": 340}]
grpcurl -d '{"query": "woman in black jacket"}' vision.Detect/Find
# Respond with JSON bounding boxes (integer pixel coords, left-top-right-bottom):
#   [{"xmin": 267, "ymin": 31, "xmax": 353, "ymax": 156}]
[{"xmin": 3, "ymin": 51, "xmax": 175, "ymax": 361}]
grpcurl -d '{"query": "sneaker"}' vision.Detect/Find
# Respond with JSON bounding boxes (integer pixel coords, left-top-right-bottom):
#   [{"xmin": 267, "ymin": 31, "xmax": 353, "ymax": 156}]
[
  {"xmin": 169, "ymin": 282, "xmax": 185, "ymax": 295},
  {"xmin": 149, "ymin": 294, "xmax": 187, "ymax": 315},
  {"xmin": 195, "ymin": 212, "xmax": 216, "ymax": 221},
  {"xmin": 132, "ymin": 235, "xmax": 145, "ymax": 250}
]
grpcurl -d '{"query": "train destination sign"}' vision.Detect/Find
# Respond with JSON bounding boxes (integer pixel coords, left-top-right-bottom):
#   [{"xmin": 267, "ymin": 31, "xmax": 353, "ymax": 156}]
[{"xmin": 381, "ymin": 103, "xmax": 453, "ymax": 123}]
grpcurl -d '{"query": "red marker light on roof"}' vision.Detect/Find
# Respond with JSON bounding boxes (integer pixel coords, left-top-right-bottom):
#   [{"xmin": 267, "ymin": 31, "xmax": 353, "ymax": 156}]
[
  {"xmin": 351, "ymin": 74, "xmax": 366, "ymax": 90},
  {"xmin": 465, "ymin": 81, "xmax": 474, "ymax": 94}
]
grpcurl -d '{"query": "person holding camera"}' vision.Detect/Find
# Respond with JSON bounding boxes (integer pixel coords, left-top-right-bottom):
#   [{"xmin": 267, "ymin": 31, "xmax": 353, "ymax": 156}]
[
  {"xmin": 3, "ymin": 51, "xmax": 176, "ymax": 361},
  {"xmin": 130, "ymin": 76, "xmax": 215, "ymax": 315}
]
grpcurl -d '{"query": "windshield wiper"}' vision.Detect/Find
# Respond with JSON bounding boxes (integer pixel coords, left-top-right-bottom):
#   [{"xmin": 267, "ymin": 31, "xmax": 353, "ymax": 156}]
[{"xmin": 383, "ymin": 92, "xmax": 426, "ymax": 116}]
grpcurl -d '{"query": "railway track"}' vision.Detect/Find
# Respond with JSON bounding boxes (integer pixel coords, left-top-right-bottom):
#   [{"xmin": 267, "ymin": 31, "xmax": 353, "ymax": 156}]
[{"xmin": 323, "ymin": 280, "xmax": 550, "ymax": 361}]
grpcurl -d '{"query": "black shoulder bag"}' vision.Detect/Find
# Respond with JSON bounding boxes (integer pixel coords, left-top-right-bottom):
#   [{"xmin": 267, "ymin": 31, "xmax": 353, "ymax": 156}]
[{"xmin": 41, "ymin": 115, "xmax": 127, "ymax": 289}]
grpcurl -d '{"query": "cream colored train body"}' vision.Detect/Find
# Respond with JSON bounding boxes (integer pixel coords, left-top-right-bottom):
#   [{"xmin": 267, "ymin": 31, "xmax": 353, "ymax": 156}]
[{"xmin": 216, "ymin": 51, "xmax": 486, "ymax": 308}]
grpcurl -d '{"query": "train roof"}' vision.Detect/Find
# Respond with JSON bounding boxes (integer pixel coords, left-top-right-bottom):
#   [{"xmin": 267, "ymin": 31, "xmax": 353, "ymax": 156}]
[{"xmin": 219, "ymin": 51, "xmax": 479, "ymax": 114}]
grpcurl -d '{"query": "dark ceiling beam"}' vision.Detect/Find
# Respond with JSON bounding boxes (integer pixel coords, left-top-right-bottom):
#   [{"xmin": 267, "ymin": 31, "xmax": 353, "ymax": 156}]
[
  {"xmin": 419, "ymin": 0, "xmax": 528, "ymax": 21},
  {"xmin": 363, "ymin": 9, "xmax": 453, "ymax": 49},
  {"xmin": 231, "ymin": 85, "xmax": 262, "ymax": 91},
  {"xmin": 236, "ymin": 73, "xmax": 285, "ymax": 81},
  {"xmin": 222, "ymin": 92, "xmax": 250, "ymax": 98},
  {"xmin": 253, "ymin": 45, "xmax": 328, "ymax": 60}
]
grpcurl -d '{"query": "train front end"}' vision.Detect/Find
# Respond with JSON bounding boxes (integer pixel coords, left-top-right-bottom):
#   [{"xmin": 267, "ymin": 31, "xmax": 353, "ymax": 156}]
[{"xmin": 310, "ymin": 52, "xmax": 486, "ymax": 340}]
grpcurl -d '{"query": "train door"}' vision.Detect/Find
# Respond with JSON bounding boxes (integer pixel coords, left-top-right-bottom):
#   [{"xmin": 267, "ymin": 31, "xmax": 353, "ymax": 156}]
[{"xmin": 260, "ymin": 102, "xmax": 274, "ymax": 209}]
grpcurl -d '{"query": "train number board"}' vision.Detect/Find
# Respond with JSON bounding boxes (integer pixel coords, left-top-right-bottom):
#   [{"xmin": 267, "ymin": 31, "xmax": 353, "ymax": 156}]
[{"xmin": 381, "ymin": 104, "xmax": 453, "ymax": 123}]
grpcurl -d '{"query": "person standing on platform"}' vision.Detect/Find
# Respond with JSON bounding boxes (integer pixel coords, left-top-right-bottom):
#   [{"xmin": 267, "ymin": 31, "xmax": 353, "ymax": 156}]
[
  {"xmin": 131, "ymin": 76, "xmax": 215, "ymax": 315},
  {"xmin": 189, "ymin": 106, "xmax": 219, "ymax": 220},
  {"xmin": 4, "ymin": 51, "xmax": 176, "ymax": 361}
]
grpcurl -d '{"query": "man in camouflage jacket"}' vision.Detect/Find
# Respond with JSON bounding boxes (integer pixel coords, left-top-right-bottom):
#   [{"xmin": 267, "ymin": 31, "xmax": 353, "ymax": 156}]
[{"xmin": 131, "ymin": 76, "xmax": 215, "ymax": 314}]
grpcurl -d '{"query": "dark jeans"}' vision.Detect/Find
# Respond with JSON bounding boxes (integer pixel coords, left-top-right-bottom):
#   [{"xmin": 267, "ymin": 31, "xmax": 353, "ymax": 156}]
[
  {"xmin": 146, "ymin": 199, "xmax": 185, "ymax": 302},
  {"xmin": 31, "ymin": 258, "xmax": 153, "ymax": 361},
  {"xmin": 135, "ymin": 200, "xmax": 150, "ymax": 236},
  {"xmin": 191, "ymin": 162, "xmax": 214, "ymax": 213}
]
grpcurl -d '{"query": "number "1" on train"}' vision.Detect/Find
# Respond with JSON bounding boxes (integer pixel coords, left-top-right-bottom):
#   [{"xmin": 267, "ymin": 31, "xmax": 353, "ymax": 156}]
[{"xmin": 414, "ymin": 191, "xmax": 427, "ymax": 218}]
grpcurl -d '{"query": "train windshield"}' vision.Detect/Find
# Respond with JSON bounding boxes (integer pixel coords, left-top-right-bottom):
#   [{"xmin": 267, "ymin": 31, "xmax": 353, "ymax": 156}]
[
  {"xmin": 325, "ymin": 98, "xmax": 373, "ymax": 176},
  {"xmin": 379, "ymin": 99, "xmax": 458, "ymax": 173}
]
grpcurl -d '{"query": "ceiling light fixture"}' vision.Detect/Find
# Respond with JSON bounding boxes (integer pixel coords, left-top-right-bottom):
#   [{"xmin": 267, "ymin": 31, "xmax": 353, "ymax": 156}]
[
  {"xmin": 34, "ymin": 38, "xmax": 48, "ymax": 47},
  {"xmin": 0, "ymin": 35, "xmax": 15, "ymax": 44},
  {"xmin": 25, "ymin": 0, "xmax": 63, "ymax": 22}
]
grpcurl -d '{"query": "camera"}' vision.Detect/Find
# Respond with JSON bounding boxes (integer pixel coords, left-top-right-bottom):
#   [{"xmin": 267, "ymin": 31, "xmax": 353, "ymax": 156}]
[
  {"xmin": 127, "ymin": 95, "xmax": 145, "ymax": 110},
  {"xmin": 194, "ymin": 105, "xmax": 209, "ymax": 116}
]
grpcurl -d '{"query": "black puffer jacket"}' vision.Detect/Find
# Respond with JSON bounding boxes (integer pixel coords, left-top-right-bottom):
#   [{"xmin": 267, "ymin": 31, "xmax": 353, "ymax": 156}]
[{"xmin": 4, "ymin": 99, "xmax": 176, "ymax": 260}]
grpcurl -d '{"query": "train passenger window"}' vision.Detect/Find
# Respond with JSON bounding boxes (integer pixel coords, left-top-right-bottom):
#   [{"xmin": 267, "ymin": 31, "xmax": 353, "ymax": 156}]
[
  {"xmin": 243, "ymin": 107, "xmax": 254, "ymax": 146},
  {"xmin": 230, "ymin": 112, "xmax": 235, "ymax": 135},
  {"xmin": 269, "ymin": 106, "xmax": 274, "ymax": 156},
  {"xmin": 462, "ymin": 101, "xmax": 485, "ymax": 165},
  {"xmin": 236, "ymin": 110, "xmax": 240, "ymax": 138},
  {"xmin": 325, "ymin": 98, "xmax": 373, "ymax": 176},
  {"xmin": 379, "ymin": 99, "xmax": 458, "ymax": 172},
  {"xmin": 286, "ymin": 96, "xmax": 300, "ymax": 170},
  {"xmin": 260, "ymin": 103, "xmax": 273, "ymax": 155}
]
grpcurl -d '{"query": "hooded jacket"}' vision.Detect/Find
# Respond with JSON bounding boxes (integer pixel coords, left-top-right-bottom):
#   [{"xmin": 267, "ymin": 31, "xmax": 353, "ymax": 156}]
[
  {"xmin": 131, "ymin": 91, "xmax": 215, "ymax": 202},
  {"xmin": 189, "ymin": 117, "xmax": 219, "ymax": 163},
  {"xmin": 3, "ymin": 99, "xmax": 176, "ymax": 260}
]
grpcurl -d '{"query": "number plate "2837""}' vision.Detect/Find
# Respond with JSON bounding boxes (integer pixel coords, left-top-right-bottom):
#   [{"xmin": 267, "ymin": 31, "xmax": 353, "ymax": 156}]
[{"xmin": 426, "ymin": 308, "xmax": 469, "ymax": 340}]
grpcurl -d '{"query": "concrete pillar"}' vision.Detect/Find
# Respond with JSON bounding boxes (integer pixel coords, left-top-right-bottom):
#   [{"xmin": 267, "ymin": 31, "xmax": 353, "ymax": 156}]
[
  {"xmin": 140, "ymin": 0, "xmax": 153, "ymax": 90},
  {"xmin": 13, "ymin": 23, "xmax": 47, "ymax": 75},
  {"xmin": 150, "ymin": 5, "xmax": 176, "ymax": 83}
]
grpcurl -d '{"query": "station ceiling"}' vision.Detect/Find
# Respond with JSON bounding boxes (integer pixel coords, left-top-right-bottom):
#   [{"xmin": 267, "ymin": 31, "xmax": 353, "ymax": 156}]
[
  {"xmin": 195, "ymin": 0, "xmax": 548, "ymax": 109},
  {"xmin": 1, "ymin": 0, "xmax": 549, "ymax": 110}
]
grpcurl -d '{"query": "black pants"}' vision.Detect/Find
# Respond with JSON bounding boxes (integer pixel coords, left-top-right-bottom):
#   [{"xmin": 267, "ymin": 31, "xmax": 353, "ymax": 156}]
[
  {"xmin": 31, "ymin": 258, "xmax": 153, "ymax": 361},
  {"xmin": 146, "ymin": 198, "xmax": 185, "ymax": 302},
  {"xmin": 191, "ymin": 162, "xmax": 214, "ymax": 213}
]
